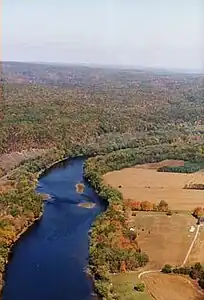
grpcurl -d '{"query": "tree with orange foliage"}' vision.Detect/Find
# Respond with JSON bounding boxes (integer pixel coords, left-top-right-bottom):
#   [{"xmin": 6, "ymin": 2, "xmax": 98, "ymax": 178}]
[
  {"xmin": 140, "ymin": 201, "xmax": 153, "ymax": 211},
  {"xmin": 192, "ymin": 207, "xmax": 204, "ymax": 219},
  {"xmin": 131, "ymin": 201, "xmax": 141, "ymax": 211},
  {"xmin": 120, "ymin": 261, "xmax": 127, "ymax": 273}
]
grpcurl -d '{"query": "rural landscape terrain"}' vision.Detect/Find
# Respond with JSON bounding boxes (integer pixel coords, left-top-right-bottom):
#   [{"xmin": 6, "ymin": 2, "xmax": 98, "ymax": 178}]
[
  {"xmin": 0, "ymin": 61, "xmax": 204, "ymax": 300},
  {"xmin": 104, "ymin": 159, "xmax": 204, "ymax": 299}
]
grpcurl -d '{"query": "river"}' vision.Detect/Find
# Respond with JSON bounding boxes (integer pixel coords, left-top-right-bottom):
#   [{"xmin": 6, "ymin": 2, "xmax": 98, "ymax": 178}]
[{"xmin": 2, "ymin": 157, "xmax": 106, "ymax": 300}]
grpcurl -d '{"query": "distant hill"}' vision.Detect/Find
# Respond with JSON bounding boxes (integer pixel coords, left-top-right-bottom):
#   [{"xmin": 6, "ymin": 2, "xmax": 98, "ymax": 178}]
[{"xmin": 1, "ymin": 61, "xmax": 204, "ymax": 89}]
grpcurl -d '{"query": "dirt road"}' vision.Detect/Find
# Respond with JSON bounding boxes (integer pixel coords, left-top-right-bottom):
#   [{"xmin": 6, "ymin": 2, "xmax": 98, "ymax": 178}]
[{"xmin": 138, "ymin": 224, "xmax": 202, "ymax": 279}]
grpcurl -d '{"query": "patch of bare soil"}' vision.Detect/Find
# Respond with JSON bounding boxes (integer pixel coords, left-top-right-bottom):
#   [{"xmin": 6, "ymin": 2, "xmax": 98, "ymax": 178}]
[
  {"xmin": 134, "ymin": 159, "xmax": 185, "ymax": 169},
  {"xmin": 0, "ymin": 149, "xmax": 45, "ymax": 175},
  {"xmin": 144, "ymin": 273, "xmax": 204, "ymax": 300},
  {"xmin": 0, "ymin": 182, "xmax": 14, "ymax": 194}
]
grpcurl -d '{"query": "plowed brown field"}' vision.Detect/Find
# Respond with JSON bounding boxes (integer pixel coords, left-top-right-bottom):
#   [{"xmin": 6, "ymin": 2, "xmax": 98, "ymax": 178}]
[
  {"xmin": 104, "ymin": 160, "xmax": 204, "ymax": 211},
  {"xmin": 132, "ymin": 213, "xmax": 197, "ymax": 268},
  {"xmin": 143, "ymin": 273, "xmax": 204, "ymax": 300}
]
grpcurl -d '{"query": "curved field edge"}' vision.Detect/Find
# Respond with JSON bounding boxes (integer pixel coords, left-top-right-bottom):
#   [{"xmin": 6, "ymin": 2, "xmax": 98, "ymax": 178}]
[{"xmin": 84, "ymin": 144, "xmax": 204, "ymax": 300}]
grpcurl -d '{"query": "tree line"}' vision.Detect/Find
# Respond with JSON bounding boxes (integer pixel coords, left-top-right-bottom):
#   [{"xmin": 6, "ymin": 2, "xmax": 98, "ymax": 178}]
[
  {"xmin": 84, "ymin": 157, "xmax": 149, "ymax": 299},
  {"xmin": 162, "ymin": 263, "xmax": 204, "ymax": 290},
  {"xmin": 125, "ymin": 199, "xmax": 169, "ymax": 213},
  {"xmin": 0, "ymin": 147, "xmax": 66, "ymax": 293}
]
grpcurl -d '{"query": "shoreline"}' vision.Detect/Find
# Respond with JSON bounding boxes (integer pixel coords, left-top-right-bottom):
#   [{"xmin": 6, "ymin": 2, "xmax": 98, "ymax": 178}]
[
  {"xmin": 5, "ymin": 214, "xmax": 42, "ymax": 264},
  {"xmin": 0, "ymin": 214, "xmax": 43, "ymax": 296},
  {"xmin": 0, "ymin": 155, "xmax": 103, "ymax": 299}
]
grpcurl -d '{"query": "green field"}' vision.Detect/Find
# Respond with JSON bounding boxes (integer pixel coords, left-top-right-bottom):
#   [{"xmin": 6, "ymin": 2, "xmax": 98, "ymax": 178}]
[{"xmin": 111, "ymin": 273, "xmax": 152, "ymax": 300}]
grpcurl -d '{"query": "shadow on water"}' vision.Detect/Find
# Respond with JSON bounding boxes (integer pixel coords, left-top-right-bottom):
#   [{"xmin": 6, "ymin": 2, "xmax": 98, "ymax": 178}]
[{"xmin": 2, "ymin": 157, "xmax": 106, "ymax": 300}]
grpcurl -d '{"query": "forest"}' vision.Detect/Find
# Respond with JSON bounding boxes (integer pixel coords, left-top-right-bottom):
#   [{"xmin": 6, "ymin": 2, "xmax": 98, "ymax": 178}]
[
  {"xmin": 0, "ymin": 62, "xmax": 204, "ymax": 298},
  {"xmin": 1, "ymin": 62, "xmax": 204, "ymax": 157}
]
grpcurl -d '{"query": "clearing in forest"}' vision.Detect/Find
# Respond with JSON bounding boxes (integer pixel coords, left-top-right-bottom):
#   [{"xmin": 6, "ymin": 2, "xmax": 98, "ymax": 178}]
[{"xmin": 104, "ymin": 160, "xmax": 204, "ymax": 211}]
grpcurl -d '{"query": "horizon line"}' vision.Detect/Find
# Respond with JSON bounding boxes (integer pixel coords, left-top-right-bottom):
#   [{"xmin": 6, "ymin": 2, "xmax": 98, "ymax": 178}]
[{"xmin": 2, "ymin": 60, "xmax": 204, "ymax": 75}]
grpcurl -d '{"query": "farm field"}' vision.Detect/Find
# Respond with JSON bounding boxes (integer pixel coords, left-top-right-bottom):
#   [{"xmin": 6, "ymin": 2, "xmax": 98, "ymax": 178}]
[
  {"xmin": 111, "ymin": 272, "xmax": 204, "ymax": 300},
  {"xmin": 188, "ymin": 225, "xmax": 204, "ymax": 264},
  {"xmin": 105, "ymin": 160, "xmax": 204, "ymax": 299},
  {"xmin": 104, "ymin": 160, "xmax": 204, "ymax": 211},
  {"xmin": 111, "ymin": 273, "xmax": 153, "ymax": 300},
  {"xmin": 131, "ymin": 212, "xmax": 197, "ymax": 268},
  {"xmin": 143, "ymin": 273, "xmax": 203, "ymax": 300}
]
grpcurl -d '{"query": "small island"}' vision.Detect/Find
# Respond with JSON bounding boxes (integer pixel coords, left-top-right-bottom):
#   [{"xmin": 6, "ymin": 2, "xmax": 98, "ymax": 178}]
[
  {"xmin": 76, "ymin": 183, "xmax": 85, "ymax": 194},
  {"xmin": 77, "ymin": 202, "xmax": 96, "ymax": 209},
  {"xmin": 39, "ymin": 193, "xmax": 51, "ymax": 201}
]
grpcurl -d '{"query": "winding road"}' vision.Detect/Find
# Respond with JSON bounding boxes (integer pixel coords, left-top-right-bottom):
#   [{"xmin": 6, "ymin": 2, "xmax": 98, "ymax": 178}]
[{"xmin": 138, "ymin": 224, "xmax": 202, "ymax": 280}]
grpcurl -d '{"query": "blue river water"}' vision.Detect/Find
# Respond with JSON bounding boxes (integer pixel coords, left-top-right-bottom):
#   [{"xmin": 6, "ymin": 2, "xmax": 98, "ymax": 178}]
[{"xmin": 3, "ymin": 158, "xmax": 105, "ymax": 300}]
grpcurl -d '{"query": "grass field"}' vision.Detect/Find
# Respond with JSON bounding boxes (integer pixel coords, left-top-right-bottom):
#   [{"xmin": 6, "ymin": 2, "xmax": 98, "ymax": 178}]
[
  {"xmin": 131, "ymin": 212, "xmax": 197, "ymax": 268},
  {"xmin": 104, "ymin": 160, "xmax": 204, "ymax": 211},
  {"xmin": 111, "ymin": 272, "xmax": 204, "ymax": 300},
  {"xmin": 111, "ymin": 273, "xmax": 153, "ymax": 300}
]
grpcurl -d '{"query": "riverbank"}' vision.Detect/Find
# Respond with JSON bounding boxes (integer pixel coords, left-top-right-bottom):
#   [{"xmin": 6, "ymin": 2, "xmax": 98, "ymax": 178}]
[
  {"xmin": 2, "ymin": 156, "xmax": 104, "ymax": 300},
  {"xmin": 1, "ymin": 215, "xmax": 42, "ymax": 289},
  {"xmin": 84, "ymin": 157, "xmax": 149, "ymax": 299},
  {"xmin": 1, "ymin": 158, "xmax": 107, "ymax": 299},
  {"xmin": 0, "ymin": 190, "xmax": 43, "ymax": 295},
  {"xmin": 0, "ymin": 148, "xmax": 66, "ymax": 296}
]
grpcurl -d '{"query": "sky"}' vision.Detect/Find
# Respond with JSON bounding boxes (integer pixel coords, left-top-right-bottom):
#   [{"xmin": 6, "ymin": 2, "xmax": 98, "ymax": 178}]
[{"xmin": 2, "ymin": 0, "xmax": 204, "ymax": 71}]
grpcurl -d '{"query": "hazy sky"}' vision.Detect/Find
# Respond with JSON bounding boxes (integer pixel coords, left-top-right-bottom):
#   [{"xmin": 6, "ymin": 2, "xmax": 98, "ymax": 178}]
[{"xmin": 3, "ymin": 0, "xmax": 203, "ymax": 71}]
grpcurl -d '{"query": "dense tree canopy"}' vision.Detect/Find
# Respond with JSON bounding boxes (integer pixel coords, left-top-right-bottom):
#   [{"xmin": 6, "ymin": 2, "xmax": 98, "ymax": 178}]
[{"xmin": 1, "ymin": 63, "xmax": 204, "ymax": 156}]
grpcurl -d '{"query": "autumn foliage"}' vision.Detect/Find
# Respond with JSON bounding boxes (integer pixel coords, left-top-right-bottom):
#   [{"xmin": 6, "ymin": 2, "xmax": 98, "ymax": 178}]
[
  {"xmin": 192, "ymin": 207, "xmax": 204, "ymax": 219},
  {"xmin": 84, "ymin": 157, "xmax": 149, "ymax": 299},
  {"xmin": 124, "ymin": 199, "xmax": 169, "ymax": 212}
]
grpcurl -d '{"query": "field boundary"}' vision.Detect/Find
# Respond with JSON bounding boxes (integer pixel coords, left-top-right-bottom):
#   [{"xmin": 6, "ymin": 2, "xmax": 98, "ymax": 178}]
[
  {"xmin": 138, "ymin": 224, "xmax": 202, "ymax": 280},
  {"xmin": 182, "ymin": 224, "xmax": 201, "ymax": 266}
]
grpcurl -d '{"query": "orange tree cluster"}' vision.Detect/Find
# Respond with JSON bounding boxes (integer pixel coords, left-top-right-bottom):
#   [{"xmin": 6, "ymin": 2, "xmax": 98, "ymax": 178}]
[
  {"xmin": 124, "ymin": 199, "xmax": 169, "ymax": 212},
  {"xmin": 84, "ymin": 158, "xmax": 149, "ymax": 299}
]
